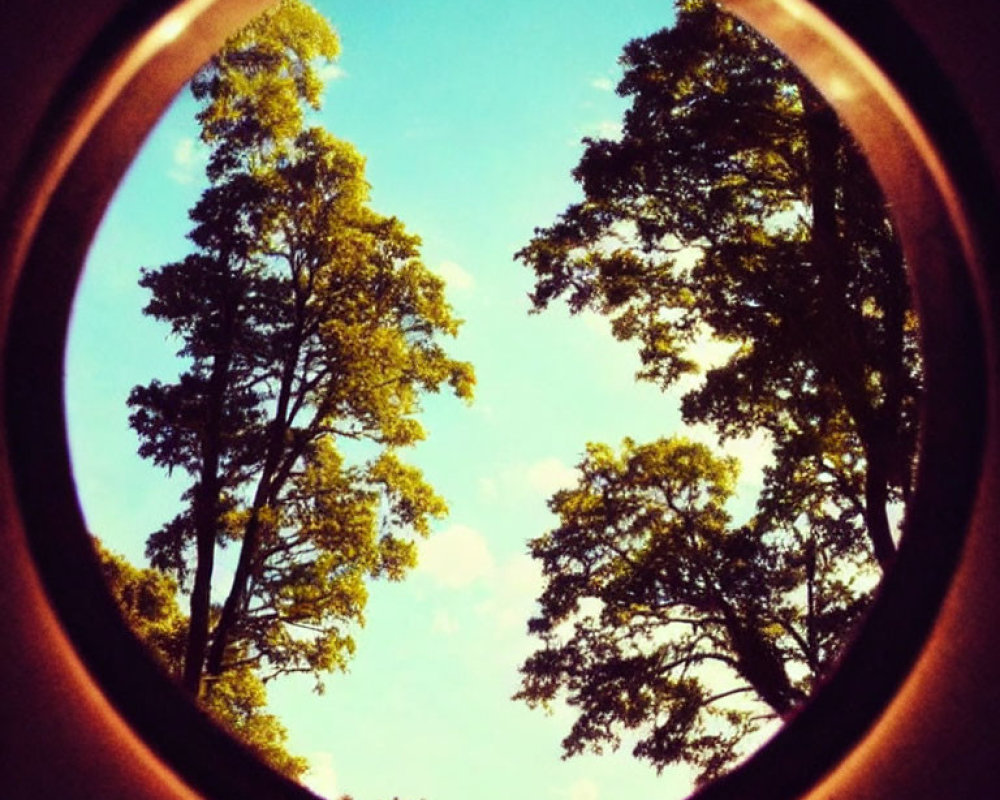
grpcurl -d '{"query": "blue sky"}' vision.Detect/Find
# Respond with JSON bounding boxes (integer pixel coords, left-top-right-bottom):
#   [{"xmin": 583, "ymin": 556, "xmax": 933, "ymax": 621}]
[{"xmin": 65, "ymin": 2, "xmax": 776, "ymax": 799}]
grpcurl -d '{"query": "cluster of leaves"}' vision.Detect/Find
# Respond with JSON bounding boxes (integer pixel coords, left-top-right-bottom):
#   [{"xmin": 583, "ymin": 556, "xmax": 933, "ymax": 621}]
[
  {"xmin": 127, "ymin": 0, "xmax": 472, "ymax": 755},
  {"xmin": 515, "ymin": 0, "xmax": 919, "ymax": 783}
]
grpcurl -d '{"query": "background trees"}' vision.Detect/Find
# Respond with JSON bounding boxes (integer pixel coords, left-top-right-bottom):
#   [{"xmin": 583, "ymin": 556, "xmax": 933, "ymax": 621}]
[
  {"xmin": 517, "ymin": 0, "xmax": 920, "ymax": 570},
  {"xmin": 127, "ymin": 0, "xmax": 472, "ymax": 738},
  {"xmin": 516, "ymin": 0, "xmax": 919, "ymax": 781},
  {"xmin": 515, "ymin": 438, "xmax": 873, "ymax": 783}
]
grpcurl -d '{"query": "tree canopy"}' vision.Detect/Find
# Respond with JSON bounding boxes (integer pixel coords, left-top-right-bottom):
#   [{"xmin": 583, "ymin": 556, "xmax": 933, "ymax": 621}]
[
  {"xmin": 517, "ymin": 0, "xmax": 920, "ymax": 570},
  {"xmin": 515, "ymin": 437, "xmax": 873, "ymax": 783},
  {"xmin": 127, "ymin": 0, "xmax": 472, "ymax": 732},
  {"xmin": 515, "ymin": 0, "xmax": 919, "ymax": 781}
]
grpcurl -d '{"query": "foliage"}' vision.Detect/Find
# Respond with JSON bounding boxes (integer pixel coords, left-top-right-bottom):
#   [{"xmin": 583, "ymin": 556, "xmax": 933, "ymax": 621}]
[
  {"xmin": 515, "ymin": 439, "xmax": 874, "ymax": 783},
  {"xmin": 516, "ymin": 0, "xmax": 920, "ymax": 569},
  {"xmin": 515, "ymin": 0, "xmax": 918, "ymax": 781},
  {"xmin": 95, "ymin": 539, "xmax": 308, "ymax": 780},
  {"xmin": 128, "ymin": 0, "xmax": 473, "ymax": 716}
]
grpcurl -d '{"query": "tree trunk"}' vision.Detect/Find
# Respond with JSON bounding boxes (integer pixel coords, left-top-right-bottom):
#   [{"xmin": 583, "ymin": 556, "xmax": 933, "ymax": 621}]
[
  {"xmin": 722, "ymin": 606, "xmax": 804, "ymax": 715},
  {"xmin": 802, "ymin": 84, "xmax": 897, "ymax": 570},
  {"xmin": 863, "ymin": 436, "xmax": 897, "ymax": 569},
  {"xmin": 204, "ymin": 313, "xmax": 305, "ymax": 680},
  {"xmin": 181, "ymin": 268, "xmax": 237, "ymax": 696}
]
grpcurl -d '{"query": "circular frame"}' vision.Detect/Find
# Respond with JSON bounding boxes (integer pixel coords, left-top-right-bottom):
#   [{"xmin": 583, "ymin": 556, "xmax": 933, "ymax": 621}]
[{"xmin": 0, "ymin": 1, "xmax": 997, "ymax": 798}]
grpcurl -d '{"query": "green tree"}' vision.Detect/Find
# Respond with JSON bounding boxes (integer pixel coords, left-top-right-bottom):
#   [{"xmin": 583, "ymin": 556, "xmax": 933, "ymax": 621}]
[
  {"xmin": 128, "ymin": 0, "xmax": 473, "ymax": 712},
  {"xmin": 515, "ymin": 0, "xmax": 917, "ymax": 781},
  {"xmin": 515, "ymin": 438, "xmax": 873, "ymax": 784},
  {"xmin": 95, "ymin": 539, "xmax": 308, "ymax": 780},
  {"xmin": 517, "ymin": 0, "xmax": 920, "ymax": 570}
]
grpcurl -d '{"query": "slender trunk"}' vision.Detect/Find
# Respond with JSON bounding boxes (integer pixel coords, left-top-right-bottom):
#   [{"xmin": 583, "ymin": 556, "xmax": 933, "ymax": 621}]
[
  {"xmin": 204, "ymin": 313, "xmax": 305, "ymax": 679},
  {"xmin": 863, "ymin": 437, "xmax": 897, "ymax": 568},
  {"xmin": 182, "ymin": 264, "xmax": 236, "ymax": 696},
  {"xmin": 182, "ymin": 470, "xmax": 218, "ymax": 694},
  {"xmin": 877, "ymin": 229, "xmax": 915, "ymax": 503},
  {"xmin": 805, "ymin": 537, "xmax": 818, "ymax": 672}
]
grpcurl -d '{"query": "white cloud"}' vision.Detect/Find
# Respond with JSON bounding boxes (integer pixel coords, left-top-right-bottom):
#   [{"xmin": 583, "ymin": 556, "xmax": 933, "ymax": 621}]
[
  {"xmin": 432, "ymin": 609, "xmax": 460, "ymax": 635},
  {"xmin": 688, "ymin": 336, "xmax": 740, "ymax": 372},
  {"xmin": 435, "ymin": 260, "xmax": 474, "ymax": 290},
  {"xmin": 316, "ymin": 62, "xmax": 347, "ymax": 82},
  {"xmin": 303, "ymin": 752, "xmax": 339, "ymax": 799},
  {"xmin": 475, "ymin": 554, "xmax": 544, "ymax": 635},
  {"xmin": 478, "ymin": 476, "xmax": 499, "ymax": 501},
  {"xmin": 568, "ymin": 777, "xmax": 600, "ymax": 800},
  {"xmin": 417, "ymin": 524, "xmax": 495, "ymax": 588},
  {"xmin": 723, "ymin": 430, "xmax": 775, "ymax": 479},
  {"xmin": 499, "ymin": 553, "xmax": 544, "ymax": 598},
  {"xmin": 579, "ymin": 309, "xmax": 611, "ymax": 337},
  {"xmin": 590, "ymin": 76, "xmax": 614, "ymax": 92},
  {"xmin": 168, "ymin": 136, "xmax": 206, "ymax": 184},
  {"xmin": 574, "ymin": 119, "xmax": 623, "ymax": 144},
  {"xmin": 681, "ymin": 424, "xmax": 774, "ymax": 522},
  {"xmin": 525, "ymin": 457, "xmax": 579, "ymax": 496},
  {"xmin": 480, "ymin": 457, "xmax": 580, "ymax": 506}
]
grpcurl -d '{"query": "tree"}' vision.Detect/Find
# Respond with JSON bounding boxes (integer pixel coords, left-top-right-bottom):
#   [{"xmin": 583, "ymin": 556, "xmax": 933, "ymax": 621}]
[
  {"xmin": 515, "ymin": 438, "xmax": 873, "ymax": 784},
  {"xmin": 515, "ymin": 0, "xmax": 918, "ymax": 780},
  {"xmin": 128, "ymin": 0, "xmax": 473, "ymax": 712},
  {"xmin": 95, "ymin": 539, "xmax": 308, "ymax": 780},
  {"xmin": 516, "ymin": 0, "xmax": 920, "ymax": 571}
]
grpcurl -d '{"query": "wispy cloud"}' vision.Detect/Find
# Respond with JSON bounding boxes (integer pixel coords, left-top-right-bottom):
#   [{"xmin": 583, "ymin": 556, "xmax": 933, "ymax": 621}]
[
  {"xmin": 568, "ymin": 777, "xmax": 600, "ymax": 800},
  {"xmin": 316, "ymin": 64, "xmax": 347, "ymax": 83},
  {"xmin": 435, "ymin": 260, "xmax": 475, "ymax": 291},
  {"xmin": 481, "ymin": 457, "xmax": 580, "ymax": 504},
  {"xmin": 432, "ymin": 609, "xmax": 460, "ymax": 635},
  {"xmin": 303, "ymin": 752, "xmax": 339, "ymax": 799},
  {"xmin": 475, "ymin": 553, "xmax": 543, "ymax": 636},
  {"xmin": 569, "ymin": 119, "xmax": 624, "ymax": 148},
  {"xmin": 583, "ymin": 119, "xmax": 623, "ymax": 140},
  {"xmin": 478, "ymin": 476, "xmax": 499, "ymax": 501},
  {"xmin": 417, "ymin": 524, "xmax": 495, "ymax": 588},
  {"xmin": 168, "ymin": 136, "xmax": 206, "ymax": 185},
  {"xmin": 525, "ymin": 457, "xmax": 579, "ymax": 496},
  {"xmin": 590, "ymin": 76, "xmax": 615, "ymax": 92}
]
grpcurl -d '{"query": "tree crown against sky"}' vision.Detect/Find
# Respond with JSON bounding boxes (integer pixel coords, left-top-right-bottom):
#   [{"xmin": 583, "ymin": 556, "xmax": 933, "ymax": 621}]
[
  {"xmin": 515, "ymin": 0, "xmax": 919, "ymax": 781},
  {"xmin": 516, "ymin": 436, "xmax": 874, "ymax": 783},
  {"xmin": 517, "ymin": 0, "xmax": 920, "ymax": 571},
  {"xmin": 125, "ymin": 0, "xmax": 474, "ymax": 758}
]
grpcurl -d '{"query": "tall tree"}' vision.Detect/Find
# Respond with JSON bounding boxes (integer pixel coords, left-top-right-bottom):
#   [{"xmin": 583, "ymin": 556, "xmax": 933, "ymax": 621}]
[
  {"xmin": 516, "ymin": 0, "xmax": 920, "ymax": 570},
  {"xmin": 515, "ymin": 438, "xmax": 874, "ymax": 783},
  {"xmin": 515, "ymin": 0, "xmax": 918, "ymax": 781},
  {"xmin": 129, "ymin": 0, "xmax": 474, "ymax": 706}
]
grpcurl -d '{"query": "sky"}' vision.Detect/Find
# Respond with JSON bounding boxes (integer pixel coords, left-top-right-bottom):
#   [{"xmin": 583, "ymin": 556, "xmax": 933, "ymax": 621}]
[{"xmin": 64, "ymin": 2, "xmax": 776, "ymax": 799}]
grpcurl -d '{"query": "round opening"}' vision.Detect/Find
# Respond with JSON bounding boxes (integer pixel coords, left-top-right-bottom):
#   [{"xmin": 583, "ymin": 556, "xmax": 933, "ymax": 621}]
[{"xmin": 1, "ymin": 2, "xmax": 994, "ymax": 799}]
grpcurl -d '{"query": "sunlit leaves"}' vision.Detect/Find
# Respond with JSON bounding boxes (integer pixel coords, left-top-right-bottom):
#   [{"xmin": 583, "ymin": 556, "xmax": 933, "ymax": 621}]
[
  {"xmin": 128, "ymin": 0, "xmax": 474, "ymax": 738},
  {"xmin": 193, "ymin": 0, "xmax": 341, "ymax": 179}
]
